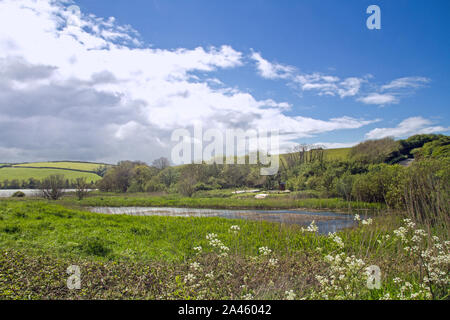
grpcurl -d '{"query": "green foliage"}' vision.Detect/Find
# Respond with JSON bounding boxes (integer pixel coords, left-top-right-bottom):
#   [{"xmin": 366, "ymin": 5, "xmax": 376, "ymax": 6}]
[
  {"xmin": 399, "ymin": 134, "xmax": 444, "ymax": 156},
  {"xmin": 349, "ymin": 138, "xmax": 400, "ymax": 164},
  {"xmin": 412, "ymin": 136, "xmax": 450, "ymax": 160},
  {"xmin": 97, "ymin": 161, "xmax": 145, "ymax": 192},
  {"xmin": 11, "ymin": 191, "xmax": 25, "ymax": 198},
  {"xmin": 351, "ymin": 164, "xmax": 405, "ymax": 205},
  {"xmin": 0, "ymin": 167, "xmax": 100, "ymax": 187},
  {"xmin": 81, "ymin": 237, "xmax": 112, "ymax": 257},
  {"xmin": 0, "ymin": 203, "xmax": 447, "ymax": 300}
]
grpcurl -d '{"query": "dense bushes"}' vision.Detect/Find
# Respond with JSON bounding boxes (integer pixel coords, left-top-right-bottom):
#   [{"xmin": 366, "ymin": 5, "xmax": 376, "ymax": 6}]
[
  {"xmin": 350, "ymin": 137, "xmax": 401, "ymax": 164},
  {"xmin": 92, "ymin": 135, "xmax": 449, "ymax": 220}
]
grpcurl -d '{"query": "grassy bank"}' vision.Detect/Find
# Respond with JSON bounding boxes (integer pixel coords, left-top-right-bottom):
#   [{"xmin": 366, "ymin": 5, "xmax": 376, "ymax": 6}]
[
  {"xmin": 0, "ymin": 200, "xmax": 321, "ymax": 262},
  {"xmin": 61, "ymin": 193, "xmax": 383, "ymax": 212}
]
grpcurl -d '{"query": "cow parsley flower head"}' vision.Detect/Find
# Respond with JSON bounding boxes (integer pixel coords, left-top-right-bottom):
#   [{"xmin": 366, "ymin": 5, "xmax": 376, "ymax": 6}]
[
  {"xmin": 258, "ymin": 246, "xmax": 272, "ymax": 256},
  {"xmin": 184, "ymin": 273, "xmax": 196, "ymax": 284},
  {"xmin": 268, "ymin": 258, "xmax": 278, "ymax": 267},
  {"xmin": 306, "ymin": 220, "xmax": 319, "ymax": 233},
  {"xmin": 285, "ymin": 290, "xmax": 297, "ymax": 300}
]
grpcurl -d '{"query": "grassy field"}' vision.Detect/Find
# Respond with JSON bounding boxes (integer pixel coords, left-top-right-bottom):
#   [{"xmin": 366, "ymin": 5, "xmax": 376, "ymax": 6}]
[
  {"xmin": 323, "ymin": 148, "xmax": 351, "ymax": 161},
  {"xmin": 0, "ymin": 201, "xmax": 318, "ymax": 262},
  {"xmin": 12, "ymin": 161, "xmax": 107, "ymax": 171},
  {"xmin": 279, "ymin": 147, "xmax": 351, "ymax": 162},
  {"xmin": 0, "ymin": 167, "xmax": 102, "ymax": 183},
  {"xmin": 0, "ymin": 199, "xmax": 447, "ymax": 300}
]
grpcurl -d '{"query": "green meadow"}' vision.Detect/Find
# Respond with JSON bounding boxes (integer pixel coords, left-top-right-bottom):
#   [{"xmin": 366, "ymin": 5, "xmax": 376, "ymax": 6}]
[
  {"xmin": 67, "ymin": 193, "xmax": 383, "ymax": 211},
  {"xmin": 0, "ymin": 167, "xmax": 102, "ymax": 183},
  {"xmin": 12, "ymin": 161, "xmax": 107, "ymax": 171},
  {"xmin": 0, "ymin": 199, "xmax": 447, "ymax": 300}
]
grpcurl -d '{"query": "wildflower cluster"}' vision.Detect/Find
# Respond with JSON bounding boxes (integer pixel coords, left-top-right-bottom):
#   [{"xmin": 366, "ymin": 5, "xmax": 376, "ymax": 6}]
[
  {"xmin": 193, "ymin": 246, "xmax": 202, "ymax": 253},
  {"xmin": 268, "ymin": 258, "xmax": 278, "ymax": 267},
  {"xmin": 285, "ymin": 290, "xmax": 297, "ymax": 300},
  {"xmin": 381, "ymin": 278, "xmax": 432, "ymax": 300},
  {"xmin": 206, "ymin": 233, "xmax": 230, "ymax": 257},
  {"xmin": 258, "ymin": 246, "xmax": 272, "ymax": 256},
  {"xmin": 328, "ymin": 232, "xmax": 345, "ymax": 248},
  {"xmin": 314, "ymin": 251, "xmax": 368, "ymax": 300},
  {"xmin": 301, "ymin": 220, "xmax": 318, "ymax": 233},
  {"xmin": 393, "ymin": 219, "xmax": 449, "ymax": 298},
  {"xmin": 229, "ymin": 225, "xmax": 240, "ymax": 235},
  {"xmin": 184, "ymin": 273, "xmax": 196, "ymax": 284},
  {"xmin": 190, "ymin": 262, "xmax": 202, "ymax": 272},
  {"xmin": 354, "ymin": 214, "xmax": 373, "ymax": 226}
]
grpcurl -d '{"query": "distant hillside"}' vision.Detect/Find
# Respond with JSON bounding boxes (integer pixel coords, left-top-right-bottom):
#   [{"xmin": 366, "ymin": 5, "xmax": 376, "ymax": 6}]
[
  {"xmin": 322, "ymin": 148, "xmax": 351, "ymax": 161},
  {"xmin": 279, "ymin": 147, "xmax": 351, "ymax": 162},
  {"xmin": 0, "ymin": 161, "xmax": 111, "ymax": 186},
  {"xmin": 12, "ymin": 161, "xmax": 108, "ymax": 171}
]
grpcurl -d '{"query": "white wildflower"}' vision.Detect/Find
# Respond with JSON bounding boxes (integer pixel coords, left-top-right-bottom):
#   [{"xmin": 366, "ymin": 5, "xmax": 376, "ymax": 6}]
[
  {"xmin": 258, "ymin": 246, "xmax": 272, "ymax": 256},
  {"xmin": 184, "ymin": 273, "xmax": 196, "ymax": 284},
  {"xmin": 242, "ymin": 293, "xmax": 254, "ymax": 300},
  {"xmin": 285, "ymin": 290, "xmax": 297, "ymax": 300},
  {"xmin": 268, "ymin": 258, "xmax": 278, "ymax": 267}
]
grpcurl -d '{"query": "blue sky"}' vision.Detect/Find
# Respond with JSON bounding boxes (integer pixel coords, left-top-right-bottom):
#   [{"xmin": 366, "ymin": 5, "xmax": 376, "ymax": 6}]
[
  {"xmin": 71, "ymin": 0, "xmax": 450, "ymax": 144},
  {"xmin": 0, "ymin": 0, "xmax": 449, "ymax": 162}
]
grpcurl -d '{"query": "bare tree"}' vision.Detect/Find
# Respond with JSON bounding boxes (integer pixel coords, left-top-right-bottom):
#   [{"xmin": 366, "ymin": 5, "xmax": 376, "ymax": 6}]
[
  {"xmin": 75, "ymin": 177, "xmax": 90, "ymax": 200},
  {"xmin": 152, "ymin": 157, "xmax": 171, "ymax": 170},
  {"xmin": 176, "ymin": 164, "xmax": 198, "ymax": 197},
  {"xmin": 40, "ymin": 174, "xmax": 65, "ymax": 200}
]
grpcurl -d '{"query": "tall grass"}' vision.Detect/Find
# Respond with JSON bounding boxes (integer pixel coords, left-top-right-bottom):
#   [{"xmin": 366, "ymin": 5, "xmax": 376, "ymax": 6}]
[{"xmin": 402, "ymin": 160, "xmax": 449, "ymax": 231}]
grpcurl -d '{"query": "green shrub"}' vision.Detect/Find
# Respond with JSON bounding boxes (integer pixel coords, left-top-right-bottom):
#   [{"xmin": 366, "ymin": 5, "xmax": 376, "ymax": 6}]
[
  {"xmin": 11, "ymin": 191, "xmax": 26, "ymax": 198},
  {"xmin": 2, "ymin": 225, "xmax": 21, "ymax": 234},
  {"xmin": 81, "ymin": 237, "xmax": 111, "ymax": 257}
]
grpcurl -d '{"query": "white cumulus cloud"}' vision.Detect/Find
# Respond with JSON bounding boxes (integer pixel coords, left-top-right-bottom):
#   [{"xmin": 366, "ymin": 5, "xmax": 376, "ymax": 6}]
[
  {"xmin": 0, "ymin": 0, "xmax": 382, "ymax": 163},
  {"xmin": 365, "ymin": 117, "xmax": 450, "ymax": 140}
]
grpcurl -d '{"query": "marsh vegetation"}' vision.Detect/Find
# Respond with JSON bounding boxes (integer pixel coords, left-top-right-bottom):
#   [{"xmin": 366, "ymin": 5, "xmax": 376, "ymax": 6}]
[{"xmin": 0, "ymin": 134, "xmax": 448, "ymax": 300}]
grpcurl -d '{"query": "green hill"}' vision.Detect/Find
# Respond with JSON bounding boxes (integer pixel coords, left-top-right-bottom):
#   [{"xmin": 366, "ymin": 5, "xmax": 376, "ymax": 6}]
[
  {"xmin": 0, "ymin": 161, "xmax": 109, "ymax": 186},
  {"xmin": 280, "ymin": 147, "xmax": 351, "ymax": 162},
  {"xmin": 12, "ymin": 161, "xmax": 106, "ymax": 171},
  {"xmin": 322, "ymin": 148, "xmax": 351, "ymax": 161}
]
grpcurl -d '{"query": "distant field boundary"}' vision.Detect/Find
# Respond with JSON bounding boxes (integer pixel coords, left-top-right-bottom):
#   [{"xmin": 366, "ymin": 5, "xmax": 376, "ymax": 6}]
[
  {"xmin": 3, "ymin": 166, "xmax": 102, "ymax": 177},
  {"xmin": 0, "ymin": 161, "xmax": 114, "ymax": 181},
  {"xmin": 8, "ymin": 161, "xmax": 113, "ymax": 166}
]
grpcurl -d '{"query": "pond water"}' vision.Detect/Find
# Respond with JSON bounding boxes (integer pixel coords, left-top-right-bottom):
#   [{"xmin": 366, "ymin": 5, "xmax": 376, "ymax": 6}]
[
  {"xmin": 0, "ymin": 189, "xmax": 43, "ymax": 197},
  {"xmin": 88, "ymin": 207, "xmax": 360, "ymax": 235}
]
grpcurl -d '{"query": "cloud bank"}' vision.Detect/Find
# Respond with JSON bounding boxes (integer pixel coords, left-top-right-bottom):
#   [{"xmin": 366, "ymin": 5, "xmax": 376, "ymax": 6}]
[{"xmin": 0, "ymin": 0, "xmax": 382, "ymax": 163}]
